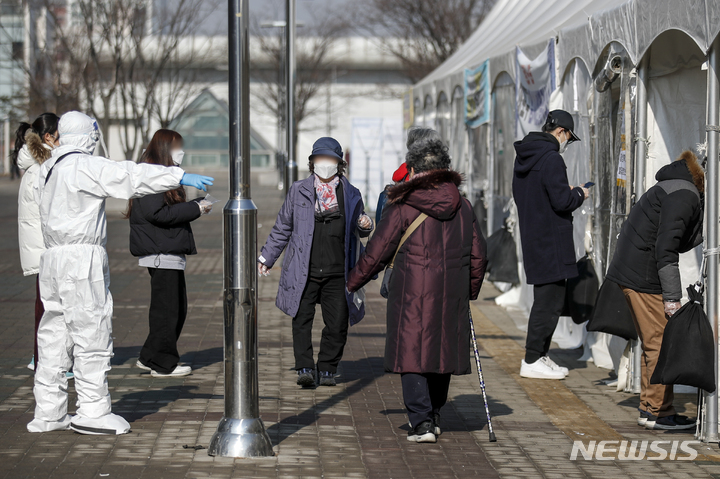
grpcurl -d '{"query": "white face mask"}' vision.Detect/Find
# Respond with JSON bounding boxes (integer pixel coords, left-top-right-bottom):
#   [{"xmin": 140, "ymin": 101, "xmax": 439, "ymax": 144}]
[
  {"xmin": 558, "ymin": 139, "xmax": 568, "ymax": 154},
  {"xmin": 172, "ymin": 150, "xmax": 185, "ymax": 166},
  {"xmin": 314, "ymin": 160, "xmax": 338, "ymax": 180}
]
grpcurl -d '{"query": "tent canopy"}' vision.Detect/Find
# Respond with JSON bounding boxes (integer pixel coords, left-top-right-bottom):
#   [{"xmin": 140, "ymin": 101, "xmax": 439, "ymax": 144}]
[
  {"xmin": 415, "ymin": 0, "xmax": 627, "ymax": 89},
  {"xmin": 415, "ymin": 0, "xmax": 720, "ymax": 95}
]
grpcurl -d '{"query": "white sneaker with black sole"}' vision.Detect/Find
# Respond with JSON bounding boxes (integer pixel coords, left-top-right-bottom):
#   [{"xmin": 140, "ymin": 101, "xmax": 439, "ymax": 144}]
[
  {"xmin": 520, "ymin": 358, "xmax": 566, "ymax": 379},
  {"xmin": 135, "ymin": 359, "xmax": 151, "ymax": 371},
  {"xmin": 151, "ymin": 364, "xmax": 191, "ymax": 377},
  {"xmin": 541, "ymin": 356, "xmax": 569, "ymax": 376}
]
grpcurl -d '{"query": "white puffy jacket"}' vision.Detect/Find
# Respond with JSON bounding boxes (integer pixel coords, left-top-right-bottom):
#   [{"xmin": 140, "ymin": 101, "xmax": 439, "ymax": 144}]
[{"xmin": 17, "ymin": 132, "xmax": 52, "ymax": 276}]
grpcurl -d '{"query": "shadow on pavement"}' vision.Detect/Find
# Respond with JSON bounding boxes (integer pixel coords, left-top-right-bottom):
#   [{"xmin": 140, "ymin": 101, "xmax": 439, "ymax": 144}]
[
  {"xmin": 383, "ymin": 394, "xmax": 513, "ymax": 433},
  {"xmin": 111, "ymin": 346, "xmax": 224, "ymax": 368},
  {"xmin": 114, "ymin": 385, "xmax": 215, "ymax": 422},
  {"xmin": 267, "ymin": 356, "xmax": 386, "ymax": 446}
]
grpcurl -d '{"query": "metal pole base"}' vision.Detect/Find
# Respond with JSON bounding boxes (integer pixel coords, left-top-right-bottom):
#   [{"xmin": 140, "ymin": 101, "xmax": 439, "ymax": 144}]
[{"xmin": 207, "ymin": 417, "xmax": 274, "ymax": 457}]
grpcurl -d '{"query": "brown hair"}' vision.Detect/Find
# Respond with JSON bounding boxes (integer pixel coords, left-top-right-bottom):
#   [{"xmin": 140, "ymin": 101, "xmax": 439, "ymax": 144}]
[{"xmin": 124, "ymin": 129, "xmax": 185, "ymax": 218}]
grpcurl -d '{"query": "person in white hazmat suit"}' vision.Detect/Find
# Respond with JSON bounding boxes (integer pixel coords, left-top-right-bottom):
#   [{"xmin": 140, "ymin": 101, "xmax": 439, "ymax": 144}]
[{"xmin": 28, "ymin": 111, "xmax": 213, "ymax": 435}]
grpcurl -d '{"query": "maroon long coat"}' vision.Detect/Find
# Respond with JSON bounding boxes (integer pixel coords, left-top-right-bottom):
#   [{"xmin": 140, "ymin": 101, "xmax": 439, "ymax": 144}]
[{"xmin": 347, "ymin": 170, "xmax": 487, "ymax": 375}]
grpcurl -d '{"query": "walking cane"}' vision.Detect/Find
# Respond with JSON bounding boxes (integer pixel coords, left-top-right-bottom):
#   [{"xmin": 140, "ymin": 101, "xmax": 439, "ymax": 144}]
[{"xmin": 469, "ymin": 309, "xmax": 497, "ymax": 442}]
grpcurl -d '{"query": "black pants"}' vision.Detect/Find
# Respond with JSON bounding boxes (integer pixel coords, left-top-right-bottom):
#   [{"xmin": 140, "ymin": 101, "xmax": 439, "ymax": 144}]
[
  {"xmin": 401, "ymin": 373, "xmax": 452, "ymax": 428},
  {"xmin": 525, "ymin": 279, "xmax": 566, "ymax": 364},
  {"xmin": 139, "ymin": 268, "xmax": 187, "ymax": 374},
  {"xmin": 292, "ymin": 276, "xmax": 349, "ymax": 374}
]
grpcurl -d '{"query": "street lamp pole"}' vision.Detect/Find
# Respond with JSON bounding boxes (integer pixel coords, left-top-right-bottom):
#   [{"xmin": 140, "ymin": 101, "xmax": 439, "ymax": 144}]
[
  {"xmin": 207, "ymin": 0, "xmax": 274, "ymax": 458},
  {"xmin": 284, "ymin": 0, "xmax": 298, "ymax": 194}
]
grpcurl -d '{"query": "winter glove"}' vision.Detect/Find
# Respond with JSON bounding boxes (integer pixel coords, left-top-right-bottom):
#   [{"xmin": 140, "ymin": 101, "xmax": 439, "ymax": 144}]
[{"xmin": 180, "ymin": 173, "xmax": 214, "ymax": 192}]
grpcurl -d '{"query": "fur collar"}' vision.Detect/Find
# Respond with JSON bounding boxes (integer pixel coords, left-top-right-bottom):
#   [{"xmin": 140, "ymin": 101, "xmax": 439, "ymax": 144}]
[
  {"xmin": 25, "ymin": 130, "xmax": 52, "ymax": 164},
  {"xmin": 680, "ymin": 150, "xmax": 704, "ymax": 194},
  {"xmin": 387, "ymin": 169, "xmax": 463, "ymax": 204}
]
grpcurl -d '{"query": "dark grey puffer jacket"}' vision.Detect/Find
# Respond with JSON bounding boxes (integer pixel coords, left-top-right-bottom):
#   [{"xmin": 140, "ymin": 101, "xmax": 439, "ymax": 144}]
[{"xmin": 606, "ymin": 152, "xmax": 704, "ymax": 301}]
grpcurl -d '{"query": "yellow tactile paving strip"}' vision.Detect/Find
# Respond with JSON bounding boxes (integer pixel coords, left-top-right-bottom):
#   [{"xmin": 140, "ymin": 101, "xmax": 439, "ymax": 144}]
[{"xmin": 470, "ymin": 304, "xmax": 720, "ymax": 462}]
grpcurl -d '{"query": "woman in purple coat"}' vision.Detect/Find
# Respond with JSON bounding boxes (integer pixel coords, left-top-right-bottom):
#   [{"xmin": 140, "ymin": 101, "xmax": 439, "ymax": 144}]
[{"xmin": 258, "ymin": 137, "xmax": 373, "ymax": 388}]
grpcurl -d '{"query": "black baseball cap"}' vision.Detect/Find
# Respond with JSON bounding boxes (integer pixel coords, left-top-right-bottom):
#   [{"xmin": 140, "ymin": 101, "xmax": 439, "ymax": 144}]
[{"xmin": 546, "ymin": 110, "xmax": 580, "ymax": 142}]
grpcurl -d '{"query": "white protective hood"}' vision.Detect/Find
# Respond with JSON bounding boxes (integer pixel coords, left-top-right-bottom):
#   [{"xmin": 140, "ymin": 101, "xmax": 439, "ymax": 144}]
[{"xmin": 58, "ymin": 111, "xmax": 100, "ymax": 154}]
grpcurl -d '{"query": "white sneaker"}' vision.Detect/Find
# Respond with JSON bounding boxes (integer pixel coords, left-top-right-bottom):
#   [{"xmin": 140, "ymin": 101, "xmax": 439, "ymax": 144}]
[
  {"xmin": 135, "ymin": 359, "xmax": 152, "ymax": 371},
  {"xmin": 151, "ymin": 364, "xmax": 191, "ymax": 377},
  {"xmin": 520, "ymin": 359, "xmax": 566, "ymax": 379},
  {"xmin": 71, "ymin": 413, "xmax": 130, "ymax": 435},
  {"xmin": 540, "ymin": 356, "xmax": 569, "ymax": 376}
]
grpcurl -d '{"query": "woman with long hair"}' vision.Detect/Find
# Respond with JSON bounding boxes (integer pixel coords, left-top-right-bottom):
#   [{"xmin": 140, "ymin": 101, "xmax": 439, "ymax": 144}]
[
  {"xmin": 126, "ymin": 129, "xmax": 213, "ymax": 377},
  {"xmin": 13, "ymin": 112, "xmax": 60, "ymax": 371}
]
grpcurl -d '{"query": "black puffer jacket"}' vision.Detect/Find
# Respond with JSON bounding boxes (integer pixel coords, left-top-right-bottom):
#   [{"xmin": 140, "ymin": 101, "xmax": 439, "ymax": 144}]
[
  {"xmin": 129, "ymin": 192, "xmax": 202, "ymax": 257},
  {"xmin": 606, "ymin": 152, "xmax": 704, "ymax": 301}
]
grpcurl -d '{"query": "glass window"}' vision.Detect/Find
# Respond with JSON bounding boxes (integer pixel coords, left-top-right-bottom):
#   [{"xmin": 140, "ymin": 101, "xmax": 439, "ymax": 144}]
[
  {"xmin": 251, "ymin": 153, "xmax": 270, "ymax": 168},
  {"xmin": 170, "ymin": 91, "xmax": 274, "ymax": 168}
]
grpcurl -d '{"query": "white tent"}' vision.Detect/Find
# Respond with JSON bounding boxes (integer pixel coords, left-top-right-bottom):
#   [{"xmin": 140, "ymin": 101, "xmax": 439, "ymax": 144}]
[{"xmin": 411, "ymin": 0, "xmax": 720, "ymax": 440}]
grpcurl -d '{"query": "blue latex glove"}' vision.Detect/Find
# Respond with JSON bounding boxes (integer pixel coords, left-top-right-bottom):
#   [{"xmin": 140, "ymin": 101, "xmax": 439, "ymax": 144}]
[{"xmin": 180, "ymin": 173, "xmax": 214, "ymax": 192}]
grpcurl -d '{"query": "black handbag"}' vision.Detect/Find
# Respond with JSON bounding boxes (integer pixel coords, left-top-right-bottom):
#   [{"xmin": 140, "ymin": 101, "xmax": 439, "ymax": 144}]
[
  {"xmin": 485, "ymin": 225, "xmax": 519, "ymax": 284},
  {"xmin": 562, "ymin": 256, "xmax": 600, "ymax": 324},
  {"xmin": 586, "ymin": 278, "xmax": 638, "ymax": 340},
  {"xmin": 380, "ymin": 213, "xmax": 428, "ymax": 299},
  {"xmin": 651, "ymin": 284, "xmax": 716, "ymax": 393}
]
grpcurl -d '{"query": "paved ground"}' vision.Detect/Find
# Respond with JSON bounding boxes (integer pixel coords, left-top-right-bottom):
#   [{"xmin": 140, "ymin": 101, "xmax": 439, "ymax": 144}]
[{"xmin": 1, "ymin": 169, "xmax": 720, "ymax": 478}]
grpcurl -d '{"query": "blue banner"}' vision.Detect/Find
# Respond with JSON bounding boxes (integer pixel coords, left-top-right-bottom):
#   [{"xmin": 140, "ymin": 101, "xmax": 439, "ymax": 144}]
[{"xmin": 464, "ymin": 60, "xmax": 490, "ymax": 128}]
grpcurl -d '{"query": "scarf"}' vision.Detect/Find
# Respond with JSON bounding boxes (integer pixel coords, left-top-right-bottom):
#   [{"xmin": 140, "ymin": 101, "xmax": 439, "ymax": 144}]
[{"xmin": 314, "ymin": 174, "xmax": 340, "ymax": 213}]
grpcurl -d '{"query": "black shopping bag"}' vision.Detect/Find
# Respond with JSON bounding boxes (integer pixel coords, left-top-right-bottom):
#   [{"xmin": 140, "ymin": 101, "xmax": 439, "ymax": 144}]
[
  {"xmin": 486, "ymin": 226, "xmax": 519, "ymax": 284},
  {"xmin": 562, "ymin": 256, "xmax": 600, "ymax": 324},
  {"xmin": 650, "ymin": 285, "xmax": 716, "ymax": 393},
  {"xmin": 586, "ymin": 279, "xmax": 638, "ymax": 340}
]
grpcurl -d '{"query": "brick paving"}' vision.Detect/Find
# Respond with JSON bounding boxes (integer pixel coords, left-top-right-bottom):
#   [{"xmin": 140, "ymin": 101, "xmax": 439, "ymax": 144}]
[{"xmin": 1, "ymin": 170, "xmax": 720, "ymax": 478}]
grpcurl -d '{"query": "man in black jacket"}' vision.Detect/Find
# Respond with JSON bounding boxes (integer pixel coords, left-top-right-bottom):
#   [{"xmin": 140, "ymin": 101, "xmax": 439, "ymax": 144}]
[
  {"xmin": 606, "ymin": 150, "xmax": 704, "ymax": 431},
  {"xmin": 513, "ymin": 110, "xmax": 588, "ymax": 380}
]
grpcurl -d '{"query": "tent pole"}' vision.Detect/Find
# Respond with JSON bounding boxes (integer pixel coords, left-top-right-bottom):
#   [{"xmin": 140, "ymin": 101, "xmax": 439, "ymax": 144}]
[
  {"xmin": 633, "ymin": 57, "xmax": 649, "ymax": 199},
  {"xmin": 487, "ymin": 115, "xmax": 495, "ymax": 234},
  {"xmin": 630, "ymin": 57, "xmax": 649, "ymax": 396},
  {"xmin": 703, "ymin": 36, "xmax": 720, "ymax": 444},
  {"xmin": 467, "ymin": 126, "xmax": 474, "ymax": 207}
]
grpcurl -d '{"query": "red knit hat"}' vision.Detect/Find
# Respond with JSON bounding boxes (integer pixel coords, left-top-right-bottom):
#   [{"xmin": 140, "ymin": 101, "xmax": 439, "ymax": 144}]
[{"xmin": 392, "ymin": 163, "xmax": 409, "ymax": 182}]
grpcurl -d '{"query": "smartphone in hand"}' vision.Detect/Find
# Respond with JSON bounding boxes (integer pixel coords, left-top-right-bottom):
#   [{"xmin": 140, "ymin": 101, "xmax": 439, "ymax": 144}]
[{"xmin": 583, "ymin": 181, "xmax": 595, "ymax": 188}]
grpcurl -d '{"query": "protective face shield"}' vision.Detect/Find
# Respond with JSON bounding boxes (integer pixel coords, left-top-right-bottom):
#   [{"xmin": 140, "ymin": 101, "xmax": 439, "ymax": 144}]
[
  {"xmin": 314, "ymin": 159, "xmax": 338, "ymax": 180},
  {"xmin": 171, "ymin": 150, "xmax": 185, "ymax": 166},
  {"xmin": 58, "ymin": 111, "xmax": 101, "ymax": 154}
]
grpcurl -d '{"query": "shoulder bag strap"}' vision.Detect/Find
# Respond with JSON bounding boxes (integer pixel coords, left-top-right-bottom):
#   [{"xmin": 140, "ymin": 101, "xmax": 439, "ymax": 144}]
[
  {"xmin": 389, "ymin": 212, "xmax": 428, "ymax": 268},
  {"xmin": 44, "ymin": 151, "xmax": 83, "ymax": 185}
]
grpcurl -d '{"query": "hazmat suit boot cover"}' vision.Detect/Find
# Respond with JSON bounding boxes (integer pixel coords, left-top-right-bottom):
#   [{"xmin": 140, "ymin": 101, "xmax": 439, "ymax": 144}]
[
  {"xmin": 70, "ymin": 413, "xmax": 130, "ymax": 435},
  {"xmin": 27, "ymin": 414, "xmax": 73, "ymax": 433}
]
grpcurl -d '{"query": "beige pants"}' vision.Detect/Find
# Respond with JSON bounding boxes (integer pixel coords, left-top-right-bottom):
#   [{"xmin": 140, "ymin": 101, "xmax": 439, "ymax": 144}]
[{"xmin": 621, "ymin": 287, "xmax": 676, "ymax": 418}]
